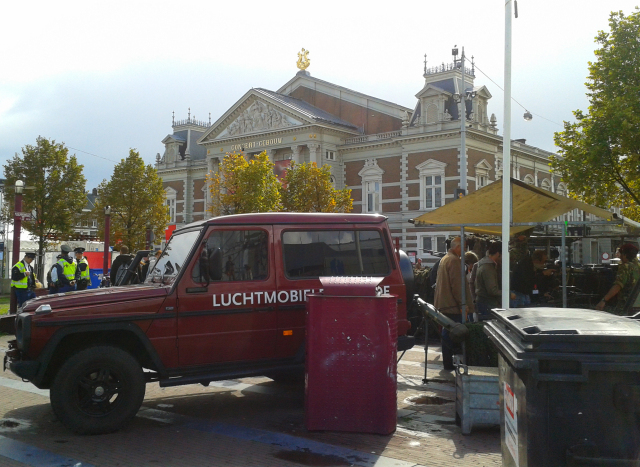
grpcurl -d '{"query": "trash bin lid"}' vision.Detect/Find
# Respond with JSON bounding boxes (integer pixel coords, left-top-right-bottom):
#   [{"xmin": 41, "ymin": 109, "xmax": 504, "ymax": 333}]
[
  {"xmin": 488, "ymin": 308, "xmax": 640, "ymax": 355},
  {"xmin": 319, "ymin": 276, "xmax": 384, "ymax": 296}
]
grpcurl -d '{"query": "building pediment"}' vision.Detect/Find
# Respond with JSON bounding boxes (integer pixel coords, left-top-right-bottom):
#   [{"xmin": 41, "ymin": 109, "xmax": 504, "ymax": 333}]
[
  {"xmin": 199, "ymin": 91, "xmax": 307, "ymax": 144},
  {"xmin": 415, "ymin": 84, "xmax": 452, "ymax": 100},
  {"xmin": 162, "ymin": 134, "xmax": 186, "ymax": 144},
  {"xmin": 473, "ymin": 85, "xmax": 492, "ymax": 99}
]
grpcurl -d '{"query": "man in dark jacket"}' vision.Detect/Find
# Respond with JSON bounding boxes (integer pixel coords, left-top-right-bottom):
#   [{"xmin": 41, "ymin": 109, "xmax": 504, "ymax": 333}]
[
  {"xmin": 475, "ymin": 242, "xmax": 504, "ymax": 320},
  {"xmin": 110, "ymin": 245, "xmax": 133, "ymax": 286}
]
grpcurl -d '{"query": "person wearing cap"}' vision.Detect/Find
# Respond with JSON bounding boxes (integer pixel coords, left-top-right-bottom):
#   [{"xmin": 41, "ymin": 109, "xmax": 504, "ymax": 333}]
[
  {"xmin": 74, "ymin": 247, "xmax": 90, "ymax": 290},
  {"xmin": 596, "ymin": 243, "xmax": 640, "ymax": 315},
  {"xmin": 52, "ymin": 245, "xmax": 77, "ymax": 293},
  {"xmin": 47, "ymin": 254, "xmax": 63, "ymax": 293},
  {"xmin": 12, "ymin": 252, "xmax": 37, "ymax": 307}
]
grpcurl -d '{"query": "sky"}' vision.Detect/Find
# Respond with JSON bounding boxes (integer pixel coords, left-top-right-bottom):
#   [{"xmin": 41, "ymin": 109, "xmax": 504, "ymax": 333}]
[{"xmin": 1, "ymin": 0, "xmax": 638, "ymax": 191}]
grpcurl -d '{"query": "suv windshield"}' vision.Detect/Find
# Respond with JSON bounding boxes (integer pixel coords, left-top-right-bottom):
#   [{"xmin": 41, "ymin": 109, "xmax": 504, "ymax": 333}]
[{"xmin": 145, "ymin": 229, "xmax": 202, "ymax": 285}]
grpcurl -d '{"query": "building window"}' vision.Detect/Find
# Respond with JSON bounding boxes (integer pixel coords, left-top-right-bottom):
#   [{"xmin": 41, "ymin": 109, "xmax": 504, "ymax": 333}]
[
  {"xmin": 540, "ymin": 178, "xmax": 551, "ymax": 191},
  {"xmin": 365, "ymin": 181, "xmax": 381, "ymax": 213},
  {"xmin": 424, "ymin": 175, "xmax": 442, "ymax": 209},
  {"xmin": 475, "ymin": 159, "xmax": 492, "ymax": 189},
  {"xmin": 325, "ymin": 150, "xmax": 335, "ymax": 161},
  {"xmin": 416, "ymin": 159, "xmax": 447, "ymax": 211},
  {"xmin": 358, "ymin": 159, "xmax": 385, "ymax": 214},
  {"xmin": 421, "ymin": 235, "xmax": 447, "ymax": 255},
  {"xmin": 92, "ymin": 219, "xmax": 97, "ymax": 228},
  {"xmin": 165, "ymin": 187, "xmax": 178, "ymax": 224},
  {"xmin": 523, "ymin": 174, "xmax": 535, "ymax": 185},
  {"xmin": 557, "ymin": 182, "xmax": 567, "ymax": 197}
]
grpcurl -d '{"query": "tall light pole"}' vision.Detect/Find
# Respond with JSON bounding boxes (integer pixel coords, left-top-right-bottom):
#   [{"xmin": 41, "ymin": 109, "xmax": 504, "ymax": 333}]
[
  {"xmin": 103, "ymin": 206, "xmax": 111, "ymax": 280},
  {"xmin": 10, "ymin": 180, "xmax": 24, "ymax": 315},
  {"xmin": 501, "ymin": 1, "xmax": 514, "ymax": 309}
]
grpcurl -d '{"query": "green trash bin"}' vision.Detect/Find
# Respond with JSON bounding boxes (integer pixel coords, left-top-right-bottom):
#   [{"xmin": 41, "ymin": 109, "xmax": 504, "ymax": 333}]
[{"xmin": 484, "ymin": 307, "xmax": 640, "ymax": 466}]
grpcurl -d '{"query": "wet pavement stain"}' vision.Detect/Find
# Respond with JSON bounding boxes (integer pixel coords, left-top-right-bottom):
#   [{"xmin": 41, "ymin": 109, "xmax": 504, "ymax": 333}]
[
  {"xmin": 404, "ymin": 394, "xmax": 453, "ymax": 405},
  {"xmin": 273, "ymin": 449, "xmax": 352, "ymax": 466}
]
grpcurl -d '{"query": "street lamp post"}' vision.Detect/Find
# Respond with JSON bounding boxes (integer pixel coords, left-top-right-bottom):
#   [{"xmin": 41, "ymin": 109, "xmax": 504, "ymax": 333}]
[
  {"xmin": 103, "ymin": 206, "xmax": 111, "ymax": 282},
  {"xmin": 9, "ymin": 180, "xmax": 24, "ymax": 315}
]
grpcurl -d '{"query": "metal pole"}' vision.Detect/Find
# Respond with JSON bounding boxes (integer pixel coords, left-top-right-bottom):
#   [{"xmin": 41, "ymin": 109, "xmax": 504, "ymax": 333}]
[
  {"xmin": 103, "ymin": 207, "xmax": 111, "ymax": 277},
  {"xmin": 562, "ymin": 221, "xmax": 567, "ymax": 308},
  {"xmin": 10, "ymin": 181, "xmax": 24, "ymax": 315},
  {"xmin": 460, "ymin": 226, "xmax": 467, "ymax": 364},
  {"xmin": 501, "ymin": 1, "xmax": 513, "ymax": 309},
  {"xmin": 460, "ymin": 48, "xmax": 467, "ymax": 194}
]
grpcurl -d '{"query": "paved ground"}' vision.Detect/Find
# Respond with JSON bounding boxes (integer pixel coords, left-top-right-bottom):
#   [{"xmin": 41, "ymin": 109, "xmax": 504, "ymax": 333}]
[{"xmin": 0, "ymin": 334, "xmax": 501, "ymax": 467}]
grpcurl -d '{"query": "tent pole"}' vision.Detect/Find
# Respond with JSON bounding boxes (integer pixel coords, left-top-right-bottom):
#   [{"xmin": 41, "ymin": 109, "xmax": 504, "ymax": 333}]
[
  {"xmin": 501, "ymin": 0, "xmax": 513, "ymax": 310},
  {"xmin": 460, "ymin": 226, "xmax": 467, "ymax": 364},
  {"xmin": 562, "ymin": 222, "xmax": 567, "ymax": 308}
]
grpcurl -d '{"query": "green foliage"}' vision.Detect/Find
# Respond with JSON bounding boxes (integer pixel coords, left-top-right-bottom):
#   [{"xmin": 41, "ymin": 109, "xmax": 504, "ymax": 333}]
[
  {"xmin": 207, "ymin": 151, "xmax": 282, "ymax": 216},
  {"xmin": 2, "ymin": 137, "xmax": 86, "ymax": 278},
  {"xmin": 551, "ymin": 8, "xmax": 640, "ymax": 221},
  {"xmin": 93, "ymin": 149, "xmax": 168, "ymax": 251},
  {"xmin": 280, "ymin": 161, "xmax": 353, "ymax": 213}
]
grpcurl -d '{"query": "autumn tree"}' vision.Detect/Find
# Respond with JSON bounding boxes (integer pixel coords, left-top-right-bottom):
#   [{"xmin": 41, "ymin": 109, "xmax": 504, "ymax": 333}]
[
  {"xmin": 551, "ymin": 8, "xmax": 640, "ymax": 221},
  {"xmin": 2, "ymin": 137, "xmax": 86, "ymax": 280},
  {"xmin": 280, "ymin": 161, "xmax": 353, "ymax": 213},
  {"xmin": 94, "ymin": 149, "xmax": 168, "ymax": 251},
  {"xmin": 207, "ymin": 151, "xmax": 281, "ymax": 216}
]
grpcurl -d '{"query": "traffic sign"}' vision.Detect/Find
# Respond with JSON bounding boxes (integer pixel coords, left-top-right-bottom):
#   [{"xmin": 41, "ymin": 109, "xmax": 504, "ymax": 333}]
[
  {"xmin": 15, "ymin": 212, "xmax": 33, "ymax": 221},
  {"xmin": 602, "ymin": 252, "xmax": 610, "ymax": 260}
]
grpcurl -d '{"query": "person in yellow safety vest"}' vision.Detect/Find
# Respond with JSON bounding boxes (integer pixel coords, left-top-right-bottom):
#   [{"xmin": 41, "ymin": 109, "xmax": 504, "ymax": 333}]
[
  {"xmin": 74, "ymin": 247, "xmax": 90, "ymax": 290},
  {"xmin": 51, "ymin": 244, "xmax": 77, "ymax": 294},
  {"xmin": 12, "ymin": 252, "xmax": 37, "ymax": 307}
]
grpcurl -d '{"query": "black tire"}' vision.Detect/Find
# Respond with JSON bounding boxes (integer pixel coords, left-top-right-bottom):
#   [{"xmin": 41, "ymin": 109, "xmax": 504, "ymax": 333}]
[{"xmin": 50, "ymin": 346, "xmax": 146, "ymax": 435}]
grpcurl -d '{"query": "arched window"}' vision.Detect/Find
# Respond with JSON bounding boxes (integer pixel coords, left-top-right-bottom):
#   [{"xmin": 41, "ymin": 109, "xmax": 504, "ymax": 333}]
[
  {"xmin": 540, "ymin": 178, "xmax": 551, "ymax": 191},
  {"xmin": 523, "ymin": 174, "xmax": 535, "ymax": 185}
]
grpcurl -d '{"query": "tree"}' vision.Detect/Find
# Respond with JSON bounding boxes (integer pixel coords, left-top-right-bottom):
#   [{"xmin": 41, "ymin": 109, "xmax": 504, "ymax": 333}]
[
  {"xmin": 207, "ymin": 151, "xmax": 281, "ymax": 216},
  {"xmin": 281, "ymin": 161, "xmax": 353, "ymax": 213},
  {"xmin": 94, "ymin": 150, "xmax": 168, "ymax": 251},
  {"xmin": 551, "ymin": 8, "xmax": 640, "ymax": 221},
  {"xmin": 2, "ymin": 137, "xmax": 87, "ymax": 280}
]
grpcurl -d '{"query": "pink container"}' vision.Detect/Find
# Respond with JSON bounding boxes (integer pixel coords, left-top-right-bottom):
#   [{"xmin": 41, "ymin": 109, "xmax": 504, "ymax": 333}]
[{"xmin": 305, "ymin": 277, "xmax": 397, "ymax": 435}]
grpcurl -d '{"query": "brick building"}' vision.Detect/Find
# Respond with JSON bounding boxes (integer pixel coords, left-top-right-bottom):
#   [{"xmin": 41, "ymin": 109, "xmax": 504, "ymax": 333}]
[{"xmin": 156, "ymin": 56, "xmax": 612, "ymax": 262}]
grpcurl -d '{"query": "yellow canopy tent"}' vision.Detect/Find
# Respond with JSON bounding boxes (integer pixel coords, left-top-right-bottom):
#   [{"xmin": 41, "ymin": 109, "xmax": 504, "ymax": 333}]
[{"xmin": 413, "ymin": 178, "xmax": 618, "ymax": 235}]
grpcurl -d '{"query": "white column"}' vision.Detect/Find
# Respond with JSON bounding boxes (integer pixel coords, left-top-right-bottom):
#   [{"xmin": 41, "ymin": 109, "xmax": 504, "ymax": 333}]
[
  {"xmin": 266, "ymin": 149, "xmax": 276, "ymax": 164},
  {"xmin": 291, "ymin": 145, "xmax": 302, "ymax": 164},
  {"xmin": 308, "ymin": 143, "xmax": 320, "ymax": 166}
]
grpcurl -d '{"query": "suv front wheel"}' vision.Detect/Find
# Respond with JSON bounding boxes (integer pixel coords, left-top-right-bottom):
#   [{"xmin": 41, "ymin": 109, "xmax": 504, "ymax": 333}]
[{"xmin": 50, "ymin": 346, "xmax": 146, "ymax": 435}]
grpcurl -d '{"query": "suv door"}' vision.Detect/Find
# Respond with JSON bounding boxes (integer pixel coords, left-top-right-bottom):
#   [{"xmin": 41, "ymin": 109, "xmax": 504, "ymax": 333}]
[{"xmin": 176, "ymin": 226, "xmax": 276, "ymax": 366}]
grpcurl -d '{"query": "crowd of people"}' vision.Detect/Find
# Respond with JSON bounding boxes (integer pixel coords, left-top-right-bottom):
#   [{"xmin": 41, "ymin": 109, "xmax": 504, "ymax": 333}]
[
  {"xmin": 11, "ymin": 245, "xmax": 165, "ymax": 308},
  {"xmin": 416, "ymin": 235, "xmax": 640, "ymax": 369}
]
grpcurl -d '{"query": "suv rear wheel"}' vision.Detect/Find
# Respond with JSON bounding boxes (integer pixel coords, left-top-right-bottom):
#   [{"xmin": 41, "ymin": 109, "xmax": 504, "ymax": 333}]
[{"xmin": 50, "ymin": 346, "xmax": 146, "ymax": 435}]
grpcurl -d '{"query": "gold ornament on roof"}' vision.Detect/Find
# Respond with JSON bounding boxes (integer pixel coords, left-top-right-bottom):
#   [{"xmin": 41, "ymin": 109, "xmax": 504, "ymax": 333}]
[{"xmin": 297, "ymin": 48, "xmax": 310, "ymax": 71}]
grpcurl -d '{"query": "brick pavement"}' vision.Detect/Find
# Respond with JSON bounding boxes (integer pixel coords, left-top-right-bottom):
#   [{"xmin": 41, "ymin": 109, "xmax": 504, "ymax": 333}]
[{"xmin": 0, "ymin": 334, "xmax": 501, "ymax": 467}]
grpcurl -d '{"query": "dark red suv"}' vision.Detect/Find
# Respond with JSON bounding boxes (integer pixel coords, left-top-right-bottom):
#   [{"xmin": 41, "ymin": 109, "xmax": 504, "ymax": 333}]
[{"xmin": 4, "ymin": 213, "xmax": 414, "ymax": 434}]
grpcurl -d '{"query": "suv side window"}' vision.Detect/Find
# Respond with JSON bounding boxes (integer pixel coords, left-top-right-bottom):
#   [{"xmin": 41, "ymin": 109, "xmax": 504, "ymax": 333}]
[
  {"xmin": 192, "ymin": 229, "xmax": 269, "ymax": 283},
  {"xmin": 282, "ymin": 230, "xmax": 390, "ymax": 278}
]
